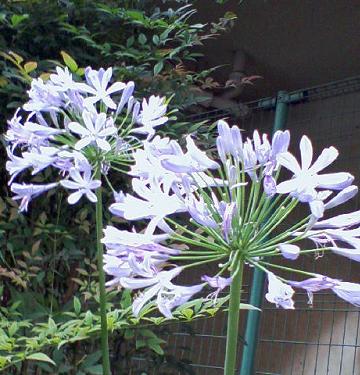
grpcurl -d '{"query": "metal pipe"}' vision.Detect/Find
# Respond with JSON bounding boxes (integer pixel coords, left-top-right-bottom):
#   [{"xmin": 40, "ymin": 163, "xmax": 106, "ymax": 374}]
[{"xmin": 239, "ymin": 91, "xmax": 289, "ymax": 375}]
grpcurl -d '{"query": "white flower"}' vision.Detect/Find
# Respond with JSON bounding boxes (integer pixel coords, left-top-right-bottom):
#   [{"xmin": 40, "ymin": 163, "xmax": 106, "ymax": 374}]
[
  {"xmin": 6, "ymin": 147, "xmax": 32, "ymax": 184},
  {"xmin": 101, "ymin": 226, "xmax": 172, "ymax": 255},
  {"xmin": 133, "ymin": 95, "xmax": 168, "ymax": 138},
  {"xmin": 50, "ymin": 67, "xmax": 78, "ymax": 92},
  {"xmin": 68, "ymin": 111, "xmax": 116, "ymax": 151},
  {"xmin": 109, "ymin": 178, "xmax": 186, "ymax": 234},
  {"xmin": 77, "ymin": 67, "xmax": 125, "ymax": 109},
  {"xmin": 161, "ymin": 135, "xmax": 219, "ymax": 173},
  {"xmin": 60, "ymin": 167, "xmax": 101, "ymax": 204},
  {"xmin": 332, "ymin": 282, "xmax": 360, "ymax": 306},
  {"xmin": 277, "ymin": 135, "xmax": 353, "ymax": 202},
  {"xmin": 22, "ymin": 146, "xmax": 59, "ymax": 175},
  {"xmin": 119, "ymin": 267, "xmax": 202, "ymax": 318},
  {"xmin": 23, "ymin": 78, "xmax": 64, "ymax": 112},
  {"xmin": 265, "ymin": 272, "xmax": 295, "ymax": 309},
  {"xmin": 278, "ymin": 244, "xmax": 300, "ymax": 260},
  {"xmin": 11, "ymin": 182, "xmax": 58, "ymax": 212}
]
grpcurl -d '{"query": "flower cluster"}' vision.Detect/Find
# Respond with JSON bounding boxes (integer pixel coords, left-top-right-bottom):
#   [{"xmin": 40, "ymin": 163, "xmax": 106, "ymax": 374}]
[
  {"xmin": 103, "ymin": 119, "xmax": 360, "ymax": 317},
  {"xmin": 5, "ymin": 66, "xmax": 168, "ymax": 211}
]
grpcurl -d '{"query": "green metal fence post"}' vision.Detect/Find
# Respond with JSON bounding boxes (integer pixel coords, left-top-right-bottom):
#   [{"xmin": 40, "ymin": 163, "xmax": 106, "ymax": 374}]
[{"xmin": 239, "ymin": 91, "xmax": 290, "ymax": 375}]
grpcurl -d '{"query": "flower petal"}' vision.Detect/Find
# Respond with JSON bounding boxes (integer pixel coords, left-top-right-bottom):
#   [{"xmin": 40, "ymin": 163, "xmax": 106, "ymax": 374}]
[
  {"xmin": 96, "ymin": 138, "xmax": 111, "ymax": 152},
  {"xmin": 67, "ymin": 191, "xmax": 83, "ymax": 204},
  {"xmin": 85, "ymin": 190, "xmax": 98, "ymax": 203},
  {"xmin": 68, "ymin": 122, "xmax": 88, "ymax": 136},
  {"xmin": 309, "ymin": 146, "xmax": 338, "ymax": 174},
  {"xmin": 107, "ymin": 81, "xmax": 126, "ymax": 95},
  {"xmin": 276, "ymin": 178, "xmax": 300, "ymax": 194},
  {"xmin": 75, "ymin": 137, "xmax": 92, "ymax": 150},
  {"xmin": 333, "ymin": 282, "xmax": 360, "ymax": 306},
  {"xmin": 60, "ymin": 180, "xmax": 80, "ymax": 190},
  {"xmin": 300, "ymin": 135, "xmax": 313, "ymax": 170},
  {"xmin": 325, "ymin": 185, "xmax": 358, "ymax": 210},
  {"xmin": 132, "ymin": 284, "xmax": 160, "ymax": 316},
  {"xmin": 279, "ymin": 244, "xmax": 300, "ymax": 260},
  {"xmin": 277, "ymin": 152, "xmax": 301, "ymax": 174},
  {"xmin": 329, "ymin": 247, "xmax": 360, "ymax": 262},
  {"xmin": 317, "ymin": 172, "xmax": 354, "ymax": 190}
]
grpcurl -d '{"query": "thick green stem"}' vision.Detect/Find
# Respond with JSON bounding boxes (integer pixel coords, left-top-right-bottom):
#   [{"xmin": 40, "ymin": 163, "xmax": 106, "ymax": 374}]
[
  {"xmin": 224, "ymin": 259, "xmax": 244, "ymax": 375},
  {"xmin": 95, "ymin": 170, "xmax": 111, "ymax": 375}
]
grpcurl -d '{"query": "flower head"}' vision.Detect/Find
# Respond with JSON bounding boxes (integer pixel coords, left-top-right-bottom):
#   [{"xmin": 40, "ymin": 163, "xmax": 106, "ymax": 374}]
[
  {"xmin": 6, "ymin": 65, "xmax": 171, "ymax": 209},
  {"xmin": 103, "ymin": 119, "xmax": 360, "ymax": 315}
]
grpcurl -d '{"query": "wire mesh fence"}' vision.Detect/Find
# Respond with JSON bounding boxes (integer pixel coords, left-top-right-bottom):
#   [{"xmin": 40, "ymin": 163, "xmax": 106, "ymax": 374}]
[{"xmin": 133, "ymin": 76, "xmax": 360, "ymax": 374}]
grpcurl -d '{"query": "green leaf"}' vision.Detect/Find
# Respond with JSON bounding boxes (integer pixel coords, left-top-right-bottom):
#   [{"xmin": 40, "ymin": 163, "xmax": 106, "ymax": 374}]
[
  {"xmin": 147, "ymin": 338, "xmax": 165, "ymax": 355},
  {"xmin": 240, "ymin": 303, "xmax": 261, "ymax": 311},
  {"xmin": 60, "ymin": 51, "xmax": 78, "ymax": 72},
  {"xmin": 81, "ymin": 351, "xmax": 102, "ymax": 368},
  {"xmin": 139, "ymin": 329, "xmax": 157, "ymax": 339},
  {"xmin": 138, "ymin": 33, "xmax": 147, "ymax": 45},
  {"xmin": 10, "ymin": 14, "xmax": 29, "ymax": 27},
  {"xmin": 24, "ymin": 61, "xmax": 37, "ymax": 73},
  {"xmin": 86, "ymin": 365, "xmax": 103, "ymax": 374},
  {"xmin": 153, "ymin": 61, "xmax": 164, "ymax": 76},
  {"xmin": 26, "ymin": 353, "xmax": 56, "ymax": 366},
  {"xmin": 84, "ymin": 310, "xmax": 93, "ymax": 325},
  {"xmin": 126, "ymin": 10, "xmax": 145, "ymax": 22},
  {"xmin": 8, "ymin": 51, "xmax": 24, "ymax": 64},
  {"xmin": 152, "ymin": 35, "xmax": 160, "ymax": 45},
  {"xmin": 74, "ymin": 296, "xmax": 81, "ymax": 315},
  {"xmin": 8, "ymin": 322, "xmax": 18, "ymax": 337},
  {"xmin": 181, "ymin": 308, "xmax": 194, "ymax": 319},
  {"xmin": 126, "ymin": 36, "xmax": 135, "ymax": 48},
  {"xmin": 76, "ymin": 67, "xmax": 85, "ymax": 76},
  {"xmin": 124, "ymin": 329, "xmax": 134, "ymax": 340}
]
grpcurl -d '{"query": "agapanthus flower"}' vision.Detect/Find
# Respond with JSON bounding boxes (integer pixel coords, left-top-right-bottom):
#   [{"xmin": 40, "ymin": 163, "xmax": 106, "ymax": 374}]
[
  {"xmin": 202, "ymin": 275, "xmax": 232, "ymax": 301},
  {"xmin": 332, "ymin": 282, "xmax": 360, "ymax": 306},
  {"xmin": 156, "ymin": 283, "xmax": 204, "ymax": 318},
  {"xmin": 77, "ymin": 67, "xmax": 126, "ymax": 109},
  {"xmin": 288, "ymin": 275, "xmax": 340, "ymax": 304},
  {"xmin": 11, "ymin": 182, "xmax": 58, "ymax": 212},
  {"xmin": 278, "ymin": 243, "xmax": 300, "ymax": 260},
  {"xmin": 5, "ymin": 65, "xmax": 170, "ymax": 210},
  {"xmin": 161, "ymin": 135, "xmax": 219, "ymax": 173},
  {"xmin": 23, "ymin": 77, "xmax": 64, "ymax": 112},
  {"xmin": 101, "ymin": 226, "xmax": 170, "ymax": 252},
  {"xmin": 276, "ymin": 135, "xmax": 354, "ymax": 217},
  {"xmin": 133, "ymin": 95, "xmax": 168, "ymax": 138},
  {"xmin": 265, "ymin": 272, "xmax": 295, "ymax": 309},
  {"xmin": 68, "ymin": 111, "xmax": 116, "ymax": 151},
  {"xmin": 119, "ymin": 267, "xmax": 201, "ymax": 317},
  {"xmin": 109, "ymin": 178, "xmax": 187, "ymax": 234},
  {"xmin": 103, "ymin": 119, "xmax": 360, "ymax": 317},
  {"xmin": 50, "ymin": 67, "xmax": 78, "ymax": 92},
  {"xmin": 60, "ymin": 167, "xmax": 101, "ymax": 204}
]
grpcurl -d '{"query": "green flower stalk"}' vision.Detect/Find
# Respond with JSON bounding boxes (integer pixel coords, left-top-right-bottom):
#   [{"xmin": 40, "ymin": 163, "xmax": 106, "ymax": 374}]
[{"xmin": 95, "ymin": 166, "xmax": 111, "ymax": 374}]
